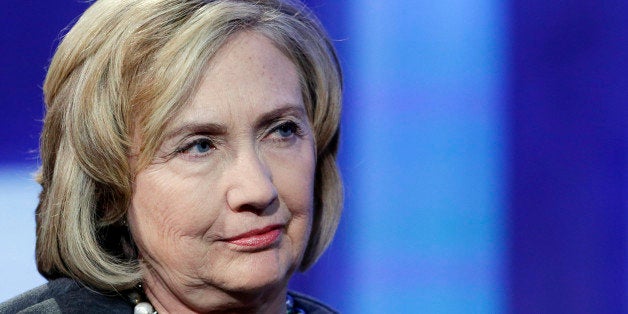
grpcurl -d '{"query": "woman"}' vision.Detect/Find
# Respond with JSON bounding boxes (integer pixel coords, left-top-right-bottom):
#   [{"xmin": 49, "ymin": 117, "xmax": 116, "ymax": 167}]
[{"xmin": 1, "ymin": 0, "xmax": 342, "ymax": 313}]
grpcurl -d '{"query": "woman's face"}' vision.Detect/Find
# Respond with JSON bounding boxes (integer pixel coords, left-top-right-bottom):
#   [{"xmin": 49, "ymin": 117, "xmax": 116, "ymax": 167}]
[{"xmin": 127, "ymin": 32, "xmax": 315, "ymax": 311}]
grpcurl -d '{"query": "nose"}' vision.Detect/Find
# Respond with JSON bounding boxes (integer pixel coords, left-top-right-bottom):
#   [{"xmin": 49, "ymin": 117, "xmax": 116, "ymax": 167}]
[{"xmin": 226, "ymin": 149, "xmax": 278, "ymax": 214}]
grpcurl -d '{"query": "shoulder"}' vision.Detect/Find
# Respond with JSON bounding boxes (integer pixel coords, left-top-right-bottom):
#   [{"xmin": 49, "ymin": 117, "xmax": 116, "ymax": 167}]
[
  {"xmin": 288, "ymin": 290, "xmax": 339, "ymax": 314},
  {"xmin": 0, "ymin": 277, "xmax": 132, "ymax": 313}
]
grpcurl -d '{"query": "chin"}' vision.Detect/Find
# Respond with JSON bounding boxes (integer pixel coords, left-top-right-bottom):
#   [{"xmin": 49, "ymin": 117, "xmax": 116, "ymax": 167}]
[{"xmin": 222, "ymin": 252, "xmax": 296, "ymax": 293}]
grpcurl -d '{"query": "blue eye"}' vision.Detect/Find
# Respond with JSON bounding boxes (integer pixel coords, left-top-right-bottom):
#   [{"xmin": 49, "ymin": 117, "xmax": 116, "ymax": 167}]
[
  {"xmin": 275, "ymin": 121, "xmax": 298, "ymax": 138},
  {"xmin": 192, "ymin": 139, "xmax": 213, "ymax": 153},
  {"xmin": 179, "ymin": 138, "xmax": 214, "ymax": 155}
]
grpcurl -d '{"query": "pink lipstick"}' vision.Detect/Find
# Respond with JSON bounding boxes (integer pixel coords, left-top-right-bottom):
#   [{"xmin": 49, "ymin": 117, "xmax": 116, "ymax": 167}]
[{"xmin": 226, "ymin": 225, "xmax": 282, "ymax": 248}]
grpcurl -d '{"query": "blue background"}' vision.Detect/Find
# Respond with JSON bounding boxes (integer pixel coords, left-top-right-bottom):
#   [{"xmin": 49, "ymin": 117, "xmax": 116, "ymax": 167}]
[{"xmin": 1, "ymin": 1, "xmax": 626, "ymax": 313}]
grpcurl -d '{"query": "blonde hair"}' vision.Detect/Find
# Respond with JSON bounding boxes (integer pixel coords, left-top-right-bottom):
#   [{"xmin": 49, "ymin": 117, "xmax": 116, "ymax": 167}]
[{"xmin": 36, "ymin": 0, "xmax": 342, "ymax": 291}]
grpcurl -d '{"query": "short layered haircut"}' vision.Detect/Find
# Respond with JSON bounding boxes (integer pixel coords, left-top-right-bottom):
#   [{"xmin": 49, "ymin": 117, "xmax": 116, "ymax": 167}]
[{"xmin": 36, "ymin": 0, "xmax": 342, "ymax": 291}]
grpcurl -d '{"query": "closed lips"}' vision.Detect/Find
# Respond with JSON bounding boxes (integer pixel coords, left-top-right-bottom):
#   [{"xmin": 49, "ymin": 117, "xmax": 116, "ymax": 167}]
[{"xmin": 225, "ymin": 225, "xmax": 283, "ymax": 247}]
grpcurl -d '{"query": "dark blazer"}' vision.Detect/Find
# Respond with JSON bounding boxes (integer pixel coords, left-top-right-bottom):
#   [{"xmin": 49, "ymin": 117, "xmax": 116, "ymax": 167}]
[{"xmin": 0, "ymin": 277, "xmax": 338, "ymax": 313}]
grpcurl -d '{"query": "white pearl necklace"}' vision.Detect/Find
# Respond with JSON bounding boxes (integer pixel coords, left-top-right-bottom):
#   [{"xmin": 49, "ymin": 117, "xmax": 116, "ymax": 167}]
[{"xmin": 134, "ymin": 301, "xmax": 157, "ymax": 314}]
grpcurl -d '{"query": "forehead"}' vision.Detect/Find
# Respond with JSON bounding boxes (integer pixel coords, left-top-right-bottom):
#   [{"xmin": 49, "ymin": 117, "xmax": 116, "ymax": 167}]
[{"xmin": 174, "ymin": 31, "xmax": 303, "ymax": 124}]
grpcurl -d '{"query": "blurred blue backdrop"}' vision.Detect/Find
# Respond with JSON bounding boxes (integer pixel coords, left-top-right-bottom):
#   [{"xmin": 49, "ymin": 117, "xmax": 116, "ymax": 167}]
[{"xmin": 1, "ymin": 1, "xmax": 626, "ymax": 313}]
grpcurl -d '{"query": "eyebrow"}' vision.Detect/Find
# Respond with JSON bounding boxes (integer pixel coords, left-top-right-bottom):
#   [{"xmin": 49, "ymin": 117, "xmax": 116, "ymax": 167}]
[
  {"xmin": 254, "ymin": 104, "xmax": 307, "ymax": 130},
  {"xmin": 163, "ymin": 122, "xmax": 227, "ymax": 143}
]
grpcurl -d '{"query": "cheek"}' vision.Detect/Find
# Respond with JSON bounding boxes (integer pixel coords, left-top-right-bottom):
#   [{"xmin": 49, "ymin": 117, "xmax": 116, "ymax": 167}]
[
  {"xmin": 271, "ymin": 143, "xmax": 316, "ymax": 213},
  {"xmin": 127, "ymin": 168, "xmax": 219, "ymax": 250},
  {"xmin": 268, "ymin": 142, "xmax": 317, "ymax": 248}
]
